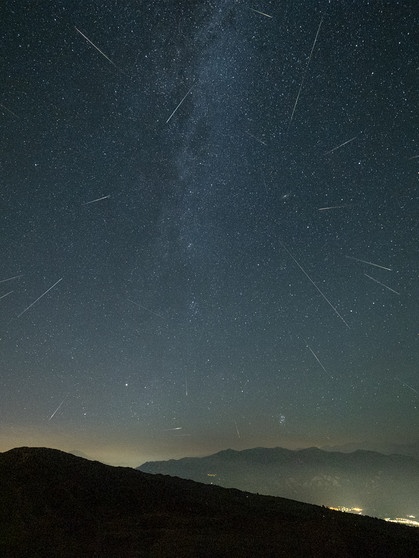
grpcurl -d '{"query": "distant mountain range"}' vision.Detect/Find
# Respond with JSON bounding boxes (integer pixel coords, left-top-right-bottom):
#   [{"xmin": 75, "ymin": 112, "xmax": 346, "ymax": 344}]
[
  {"xmin": 321, "ymin": 440, "xmax": 419, "ymax": 461},
  {"xmin": 2, "ymin": 446, "xmax": 419, "ymax": 557},
  {"xmin": 139, "ymin": 446, "xmax": 419, "ymax": 520}
]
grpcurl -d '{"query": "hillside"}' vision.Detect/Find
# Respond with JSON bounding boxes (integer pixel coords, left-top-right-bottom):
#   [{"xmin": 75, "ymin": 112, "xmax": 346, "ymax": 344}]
[
  {"xmin": 139, "ymin": 446, "xmax": 419, "ymax": 519},
  {"xmin": 1, "ymin": 446, "xmax": 419, "ymax": 557}
]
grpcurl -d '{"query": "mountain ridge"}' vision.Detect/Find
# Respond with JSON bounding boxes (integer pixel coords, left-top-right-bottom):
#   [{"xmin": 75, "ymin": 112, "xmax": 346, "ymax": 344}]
[{"xmin": 139, "ymin": 445, "xmax": 419, "ymax": 519}]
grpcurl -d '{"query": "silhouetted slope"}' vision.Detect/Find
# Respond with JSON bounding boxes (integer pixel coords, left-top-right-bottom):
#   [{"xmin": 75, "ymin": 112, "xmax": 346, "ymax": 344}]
[
  {"xmin": 1, "ymin": 447, "xmax": 419, "ymax": 557},
  {"xmin": 139, "ymin": 446, "xmax": 419, "ymax": 518}
]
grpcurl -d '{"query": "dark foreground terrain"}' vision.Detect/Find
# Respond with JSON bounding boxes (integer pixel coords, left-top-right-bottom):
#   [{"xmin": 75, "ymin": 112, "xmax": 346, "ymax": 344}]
[{"xmin": 1, "ymin": 447, "xmax": 418, "ymax": 557}]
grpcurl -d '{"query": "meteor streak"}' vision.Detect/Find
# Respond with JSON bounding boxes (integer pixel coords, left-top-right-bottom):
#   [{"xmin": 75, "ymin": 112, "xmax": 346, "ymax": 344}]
[
  {"xmin": 249, "ymin": 8, "xmax": 272, "ymax": 18},
  {"xmin": 48, "ymin": 395, "xmax": 69, "ymax": 421},
  {"xmin": 17, "ymin": 278, "xmax": 63, "ymax": 318},
  {"xmin": 364, "ymin": 273, "xmax": 400, "ymax": 295},
  {"xmin": 280, "ymin": 240, "xmax": 350, "ymax": 328},
  {"xmin": 324, "ymin": 136, "xmax": 357, "ymax": 155},
  {"xmin": 0, "ymin": 274, "xmax": 23, "ymax": 284},
  {"xmin": 83, "ymin": 195, "xmax": 110, "ymax": 205},
  {"xmin": 75, "ymin": 26, "xmax": 119, "ymax": 71},
  {"xmin": 289, "ymin": 17, "xmax": 323, "ymax": 126},
  {"xmin": 345, "ymin": 255, "xmax": 392, "ymax": 271},
  {"xmin": 166, "ymin": 85, "xmax": 194, "ymax": 124}
]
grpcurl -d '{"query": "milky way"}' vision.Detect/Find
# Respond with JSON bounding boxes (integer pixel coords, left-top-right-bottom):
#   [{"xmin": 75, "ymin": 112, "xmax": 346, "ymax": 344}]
[{"xmin": 0, "ymin": 0, "xmax": 417, "ymax": 466}]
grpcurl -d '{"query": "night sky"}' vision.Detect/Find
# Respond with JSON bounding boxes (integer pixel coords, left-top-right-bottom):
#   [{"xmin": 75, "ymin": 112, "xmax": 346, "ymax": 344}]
[{"xmin": 1, "ymin": 0, "xmax": 417, "ymax": 467}]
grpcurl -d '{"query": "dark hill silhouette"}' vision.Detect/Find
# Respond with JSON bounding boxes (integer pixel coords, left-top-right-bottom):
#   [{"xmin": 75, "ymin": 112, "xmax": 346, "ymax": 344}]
[
  {"xmin": 139, "ymin": 446, "xmax": 419, "ymax": 519},
  {"xmin": 1, "ymin": 446, "xmax": 419, "ymax": 557}
]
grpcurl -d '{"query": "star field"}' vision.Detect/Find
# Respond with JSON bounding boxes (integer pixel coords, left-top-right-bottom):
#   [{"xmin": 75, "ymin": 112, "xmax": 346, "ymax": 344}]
[{"xmin": 0, "ymin": 0, "xmax": 417, "ymax": 466}]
